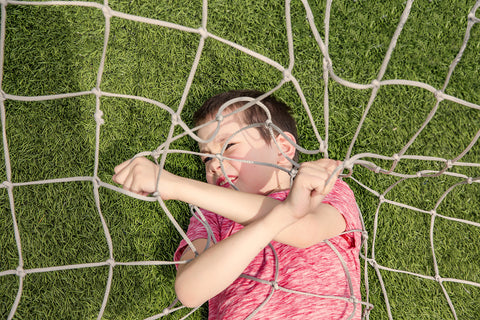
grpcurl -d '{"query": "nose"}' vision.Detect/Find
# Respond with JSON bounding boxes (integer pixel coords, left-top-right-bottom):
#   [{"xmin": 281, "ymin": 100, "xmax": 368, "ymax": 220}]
[{"xmin": 206, "ymin": 155, "xmax": 222, "ymax": 174}]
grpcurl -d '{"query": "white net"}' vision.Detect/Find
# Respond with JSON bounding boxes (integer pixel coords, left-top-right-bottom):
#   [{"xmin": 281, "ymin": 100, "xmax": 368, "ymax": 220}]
[{"xmin": 1, "ymin": 0, "xmax": 479, "ymax": 319}]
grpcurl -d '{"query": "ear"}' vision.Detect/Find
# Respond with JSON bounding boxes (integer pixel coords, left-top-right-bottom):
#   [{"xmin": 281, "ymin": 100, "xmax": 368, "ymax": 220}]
[{"xmin": 274, "ymin": 131, "xmax": 297, "ymax": 167}]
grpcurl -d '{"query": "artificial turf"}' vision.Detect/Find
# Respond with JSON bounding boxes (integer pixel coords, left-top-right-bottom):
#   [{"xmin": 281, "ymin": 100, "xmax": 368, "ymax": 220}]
[{"xmin": 1, "ymin": 0, "xmax": 479, "ymax": 319}]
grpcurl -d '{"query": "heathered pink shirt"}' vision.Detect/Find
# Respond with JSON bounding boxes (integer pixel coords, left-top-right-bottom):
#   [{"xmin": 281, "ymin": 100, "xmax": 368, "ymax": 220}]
[{"xmin": 174, "ymin": 179, "xmax": 362, "ymax": 319}]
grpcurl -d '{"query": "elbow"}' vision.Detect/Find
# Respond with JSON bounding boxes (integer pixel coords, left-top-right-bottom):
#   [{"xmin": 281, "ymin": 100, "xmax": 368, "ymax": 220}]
[{"xmin": 175, "ymin": 277, "xmax": 206, "ymax": 308}]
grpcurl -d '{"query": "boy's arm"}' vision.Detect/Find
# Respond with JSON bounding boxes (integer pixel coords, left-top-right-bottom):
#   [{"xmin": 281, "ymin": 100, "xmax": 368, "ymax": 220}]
[
  {"xmin": 112, "ymin": 156, "xmax": 279, "ymax": 223},
  {"xmin": 173, "ymin": 177, "xmax": 344, "ymax": 248},
  {"xmin": 175, "ymin": 203, "xmax": 299, "ymax": 307},
  {"xmin": 175, "ymin": 160, "xmax": 342, "ymax": 307},
  {"xmin": 113, "ymin": 158, "xmax": 345, "ymax": 248}
]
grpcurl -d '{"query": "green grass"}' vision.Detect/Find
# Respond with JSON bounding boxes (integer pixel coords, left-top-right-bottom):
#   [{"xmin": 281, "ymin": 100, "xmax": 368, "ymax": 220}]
[{"xmin": 1, "ymin": 0, "xmax": 479, "ymax": 319}]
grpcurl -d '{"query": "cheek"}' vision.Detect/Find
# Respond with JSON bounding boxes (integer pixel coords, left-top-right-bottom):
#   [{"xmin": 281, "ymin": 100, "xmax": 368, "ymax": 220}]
[
  {"xmin": 205, "ymin": 171, "xmax": 215, "ymax": 184},
  {"xmin": 206, "ymin": 176, "xmax": 213, "ymax": 184},
  {"xmin": 239, "ymin": 163, "xmax": 272, "ymax": 182}
]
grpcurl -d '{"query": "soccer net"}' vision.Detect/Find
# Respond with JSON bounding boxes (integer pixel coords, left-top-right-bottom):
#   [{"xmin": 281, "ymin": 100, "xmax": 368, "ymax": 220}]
[{"xmin": 1, "ymin": 0, "xmax": 479, "ymax": 319}]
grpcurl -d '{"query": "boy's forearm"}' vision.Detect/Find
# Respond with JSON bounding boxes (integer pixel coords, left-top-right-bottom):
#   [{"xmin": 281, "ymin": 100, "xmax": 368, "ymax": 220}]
[
  {"xmin": 169, "ymin": 175, "xmax": 279, "ymax": 225},
  {"xmin": 175, "ymin": 203, "xmax": 297, "ymax": 307},
  {"xmin": 169, "ymin": 174, "xmax": 336, "ymax": 248}
]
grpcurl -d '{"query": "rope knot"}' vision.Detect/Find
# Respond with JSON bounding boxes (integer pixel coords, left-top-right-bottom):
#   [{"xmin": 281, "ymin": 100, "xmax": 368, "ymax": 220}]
[
  {"xmin": 283, "ymin": 69, "xmax": 293, "ymax": 82},
  {"xmin": 324, "ymin": 56, "xmax": 333, "ymax": 69},
  {"xmin": 343, "ymin": 159, "xmax": 354, "ymax": 170},
  {"xmin": 434, "ymin": 90, "xmax": 445, "ymax": 102},
  {"xmin": 371, "ymin": 79, "xmax": 380, "ymax": 88},
  {"xmin": 91, "ymin": 87, "xmax": 101, "ymax": 97},
  {"xmin": 446, "ymin": 159, "xmax": 453, "ymax": 169},
  {"xmin": 16, "ymin": 267, "xmax": 26, "ymax": 278},
  {"xmin": 264, "ymin": 119, "xmax": 273, "ymax": 129},
  {"xmin": 348, "ymin": 296, "xmax": 359, "ymax": 304},
  {"xmin": 1, "ymin": 181, "xmax": 12, "ymax": 189},
  {"xmin": 322, "ymin": 57, "xmax": 329, "ymax": 68},
  {"xmin": 215, "ymin": 114, "xmax": 224, "ymax": 122},
  {"xmin": 162, "ymin": 308, "xmax": 170, "ymax": 315},
  {"xmin": 289, "ymin": 166, "xmax": 298, "ymax": 179},
  {"xmin": 102, "ymin": 5, "xmax": 113, "ymax": 18},
  {"xmin": 171, "ymin": 113, "xmax": 181, "ymax": 126},
  {"xmin": 93, "ymin": 176, "xmax": 102, "ymax": 188},
  {"xmin": 369, "ymin": 258, "xmax": 379, "ymax": 268},
  {"xmin": 95, "ymin": 110, "xmax": 105, "ymax": 125},
  {"xmin": 151, "ymin": 149, "xmax": 161, "ymax": 159},
  {"xmin": 198, "ymin": 27, "xmax": 208, "ymax": 39},
  {"xmin": 361, "ymin": 230, "xmax": 369, "ymax": 241},
  {"xmin": 271, "ymin": 281, "xmax": 279, "ymax": 290}
]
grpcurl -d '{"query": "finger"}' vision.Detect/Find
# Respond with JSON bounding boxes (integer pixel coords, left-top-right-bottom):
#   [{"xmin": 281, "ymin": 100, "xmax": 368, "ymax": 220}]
[
  {"xmin": 114, "ymin": 159, "xmax": 133, "ymax": 175},
  {"xmin": 323, "ymin": 173, "xmax": 339, "ymax": 194},
  {"xmin": 129, "ymin": 180, "xmax": 143, "ymax": 195},
  {"xmin": 308, "ymin": 158, "xmax": 337, "ymax": 173},
  {"xmin": 295, "ymin": 161, "xmax": 337, "ymax": 190},
  {"xmin": 122, "ymin": 172, "xmax": 134, "ymax": 192},
  {"xmin": 320, "ymin": 159, "xmax": 341, "ymax": 177},
  {"xmin": 113, "ymin": 168, "xmax": 127, "ymax": 185},
  {"xmin": 303, "ymin": 160, "xmax": 335, "ymax": 177},
  {"xmin": 113, "ymin": 163, "xmax": 132, "ymax": 185},
  {"xmin": 114, "ymin": 160, "xmax": 138, "ymax": 185},
  {"xmin": 316, "ymin": 158, "xmax": 336, "ymax": 166},
  {"xmin": 325, "ymin": 158, "xmax": 340, "ymax": 170},
  {"xmin": 314, "ymin": 161, "xmax": 339, "ymax": 194},
  {"xmin": 130, "ymin": 177, "xmax": 155, "ymax": 196},
  {"xmin": 330, "ymin": 162, "xmax": 342, "ymax": 179}
]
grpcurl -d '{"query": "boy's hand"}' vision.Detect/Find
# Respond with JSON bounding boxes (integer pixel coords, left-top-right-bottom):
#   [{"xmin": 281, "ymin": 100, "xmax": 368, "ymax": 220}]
[
  {"xmin": 284, "ymin": 159, "xmax": 342, "ymax": 220},
  {"xmin": 113, "ymin": 157, "xmax": 177, "ymax": 200}
]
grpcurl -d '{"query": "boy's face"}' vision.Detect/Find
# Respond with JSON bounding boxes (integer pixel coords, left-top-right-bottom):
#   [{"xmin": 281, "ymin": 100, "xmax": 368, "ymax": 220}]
[{"xmin": 197, "ymin": 114, "xmax": 289, "ymax": 195}]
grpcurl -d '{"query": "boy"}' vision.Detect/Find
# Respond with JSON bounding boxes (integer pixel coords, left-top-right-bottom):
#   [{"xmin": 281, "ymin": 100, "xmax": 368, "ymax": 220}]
[{"xmin": 113, "ymin": 90, "xmax": 362, "ymax": 319}]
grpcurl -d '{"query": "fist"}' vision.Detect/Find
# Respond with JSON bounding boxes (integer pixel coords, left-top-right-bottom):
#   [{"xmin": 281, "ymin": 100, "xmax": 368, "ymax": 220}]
[
  {"xmin": 113, "ymin": 157, "xmax": 160, "ymax": 197},
  {"xmin": 285, "ymin": 159, "xmax": 342, "ymax": 219}
]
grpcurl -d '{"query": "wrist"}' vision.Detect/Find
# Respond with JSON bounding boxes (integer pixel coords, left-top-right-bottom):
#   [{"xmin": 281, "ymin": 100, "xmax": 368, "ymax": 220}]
[
  {"xmin": 260, "ymin": 203, "xmax": 300, "ymax": 236},
  {"xmin": 157, "ymin": 170, "xmax": 183, "ymax": 201}
]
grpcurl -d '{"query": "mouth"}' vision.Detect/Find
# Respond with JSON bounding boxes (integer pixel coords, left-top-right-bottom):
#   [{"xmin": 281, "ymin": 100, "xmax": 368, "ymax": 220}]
[{"xmin": 216, "ymin": 176, "xmax": 237, "ymax": 188}]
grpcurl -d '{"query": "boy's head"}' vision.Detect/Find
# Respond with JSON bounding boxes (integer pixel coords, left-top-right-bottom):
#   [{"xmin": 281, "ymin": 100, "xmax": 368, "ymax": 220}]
[
  {"xmin": 194, "ymin": 90, "xmax": 298, "ymax": 195},
  {"xmin": 193, "ymin": 90, "xmax": 298, "ymax": 162}
]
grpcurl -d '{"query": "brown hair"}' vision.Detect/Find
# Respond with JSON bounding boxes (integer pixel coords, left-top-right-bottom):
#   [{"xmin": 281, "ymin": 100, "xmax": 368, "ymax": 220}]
[{"xmin": 193, "ymin": 90, "xmax": 298, "ymax": 157}]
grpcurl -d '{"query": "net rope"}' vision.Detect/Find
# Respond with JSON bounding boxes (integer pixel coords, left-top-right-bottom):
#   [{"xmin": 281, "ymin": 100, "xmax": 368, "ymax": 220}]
[{"xmin": 1, "ymin": 0, "xmax": 480, "ymax": 319}]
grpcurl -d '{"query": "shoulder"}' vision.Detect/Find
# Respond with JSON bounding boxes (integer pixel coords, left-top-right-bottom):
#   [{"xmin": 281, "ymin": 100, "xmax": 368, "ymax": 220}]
[
  {"xmin": 330, "ymin": 179, "xmax": 355, "ymax": 196},
  {"xmin": 322, "ymin": 179, "xmax": 361, "ymax": 228},
  {"xmin": 324, "ymin": 179, "xmax": 357, "ymax": 205}
]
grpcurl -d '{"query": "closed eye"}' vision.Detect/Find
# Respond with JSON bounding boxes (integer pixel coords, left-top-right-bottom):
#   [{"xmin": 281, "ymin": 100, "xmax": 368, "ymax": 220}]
[
  {"xmin": 225, "ymin": 143, "xmax": 235, "ymax": 150},
  {"xmin": 202, "ymin": 156, "xmax": 213, "ymax": 164},
  {"xmin": 201, "ymin": 143, "xmax": 235, "ymax": 164}
]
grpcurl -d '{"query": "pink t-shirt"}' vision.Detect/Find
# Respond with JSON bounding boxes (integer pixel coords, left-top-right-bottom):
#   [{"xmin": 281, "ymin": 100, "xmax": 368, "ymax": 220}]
[{"xmin": 174, "ymin": 179, "xmax": 362, "ymax": 319}]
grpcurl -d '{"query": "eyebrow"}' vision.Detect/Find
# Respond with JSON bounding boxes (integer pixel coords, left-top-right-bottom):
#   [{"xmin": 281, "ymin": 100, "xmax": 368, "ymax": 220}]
[{"xmin": 199, "ymin": 133, "xmax": 232, "ymax": 154}]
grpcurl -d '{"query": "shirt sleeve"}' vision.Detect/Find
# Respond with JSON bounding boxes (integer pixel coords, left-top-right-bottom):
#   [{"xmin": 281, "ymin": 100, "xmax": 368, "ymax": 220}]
[
  {"xmin": 322, "ymin": 179, "xmax": 362, "ymax": 233},
  {"xmin": 173, "ymin": 207, "xmax": 222, "ymax": 262}
]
